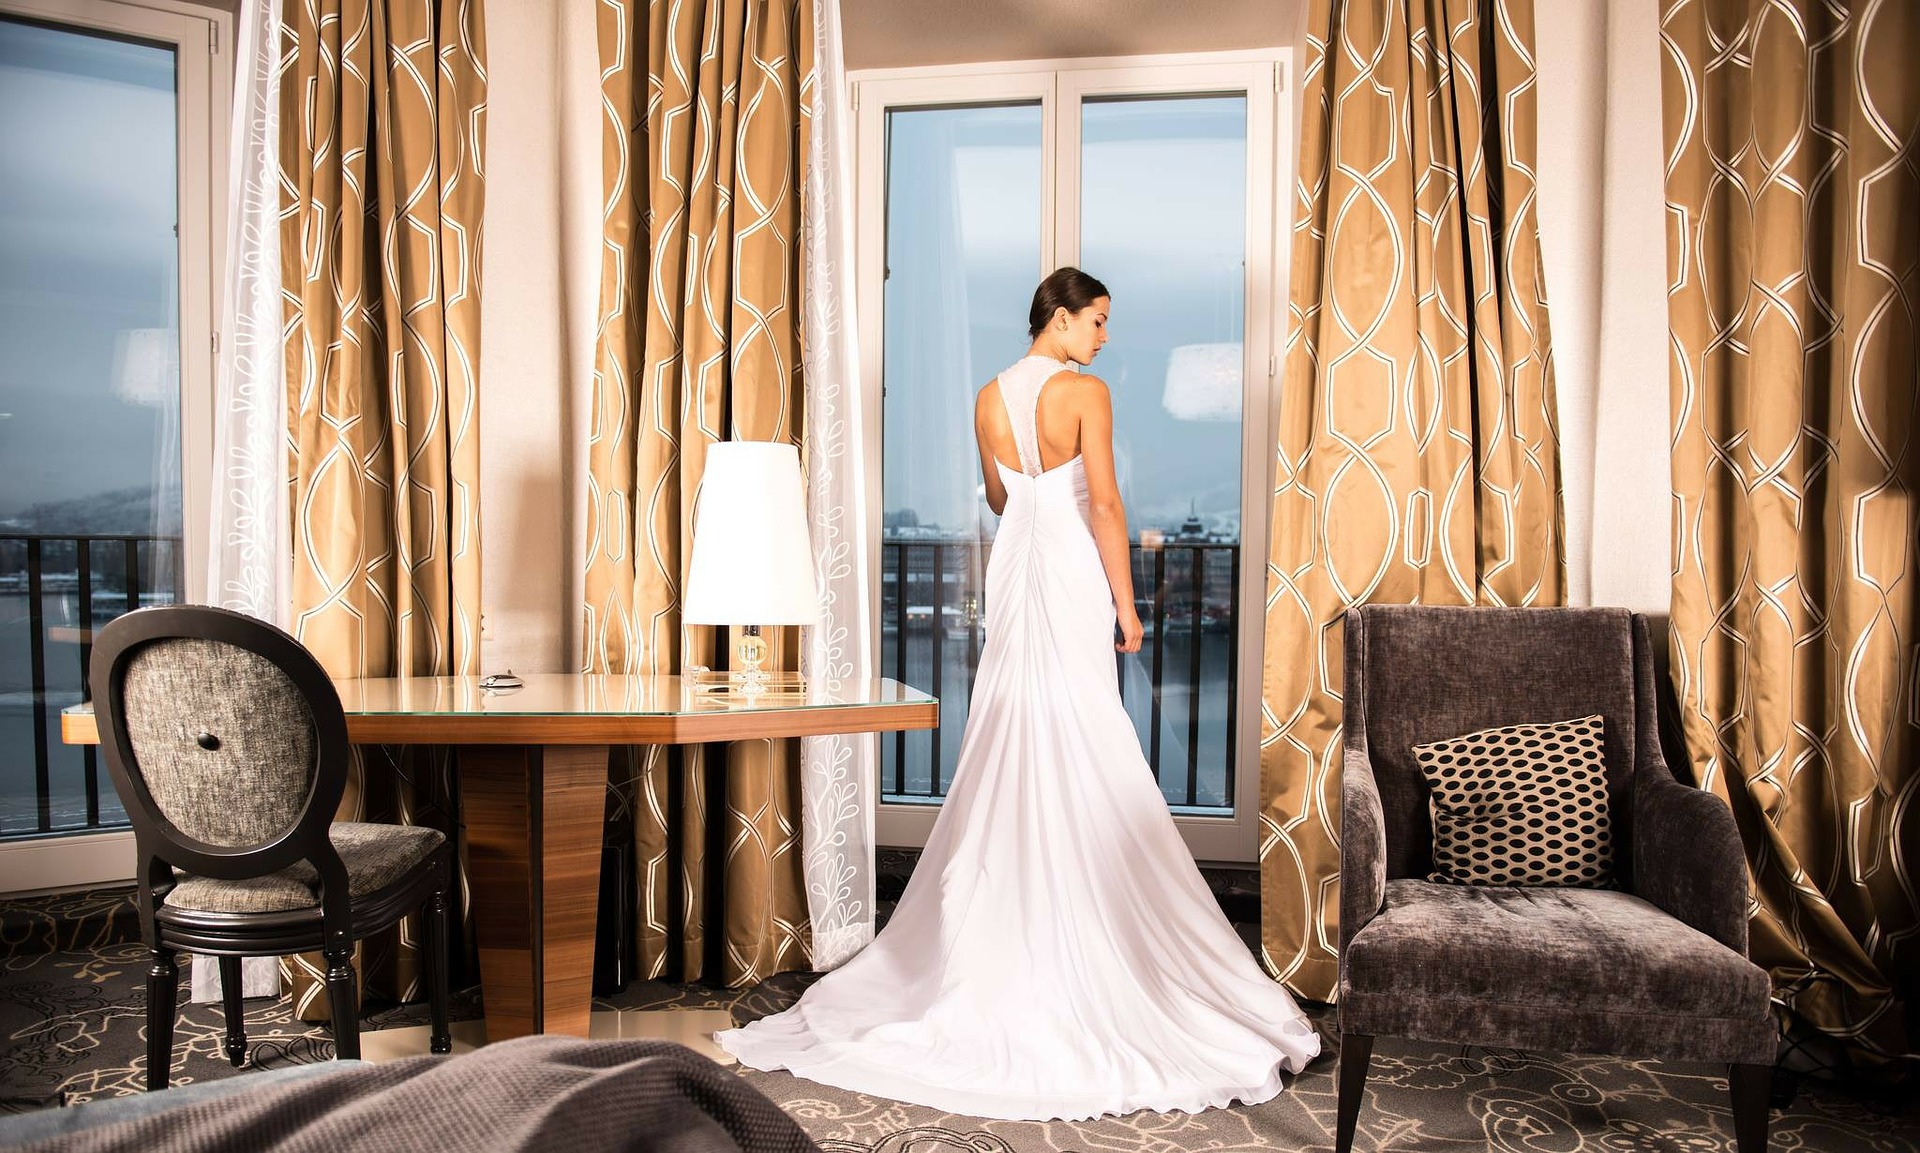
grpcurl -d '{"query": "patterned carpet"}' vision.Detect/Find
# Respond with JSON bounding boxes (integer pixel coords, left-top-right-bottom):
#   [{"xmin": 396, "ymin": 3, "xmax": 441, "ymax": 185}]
[{"xmin": 3, "ymin": 861, "xmax": 1915, "ymax": 1151}]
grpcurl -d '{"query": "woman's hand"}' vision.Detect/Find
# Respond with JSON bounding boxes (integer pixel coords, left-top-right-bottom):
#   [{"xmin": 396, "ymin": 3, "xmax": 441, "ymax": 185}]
[{"xmin": 1115, "ymin": 606, "xmax": 1144, "ymax": 654}]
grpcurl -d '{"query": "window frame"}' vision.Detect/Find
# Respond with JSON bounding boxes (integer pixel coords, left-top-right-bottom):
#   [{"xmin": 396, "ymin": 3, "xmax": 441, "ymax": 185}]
[
  {"xmin": 0, "ymin": 0, "xmax": 229, "ymax": 893},
  {"xmin": 853, "ymin": 49, "xmax": 1294, "ymax": 865}
]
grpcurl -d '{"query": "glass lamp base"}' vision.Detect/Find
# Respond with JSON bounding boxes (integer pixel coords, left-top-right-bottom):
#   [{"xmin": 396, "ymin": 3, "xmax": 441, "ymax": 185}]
[
  {"xmin": 683, "ymin": 627, "xmax": 806, "ymax": 698},
  {"xmin": 734, "ymin": 628, "xmax": 771, "ymax": 690}
]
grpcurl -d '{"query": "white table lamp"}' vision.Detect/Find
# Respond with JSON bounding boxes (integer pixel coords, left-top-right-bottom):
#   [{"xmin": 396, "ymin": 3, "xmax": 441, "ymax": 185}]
[{"xmin": 682, "ymin": 440, "xmax": 820, "ymax": 691}]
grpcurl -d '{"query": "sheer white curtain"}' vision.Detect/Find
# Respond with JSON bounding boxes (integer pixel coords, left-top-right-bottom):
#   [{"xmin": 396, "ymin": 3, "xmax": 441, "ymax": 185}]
[
  {"xmin": 193, "ymin": 0, "xmax": 287, "ymax": 1002},
  {"xmin": 799, "ymin": 0, "xmax": 878, "ymax": 970},
  {"xmin": 206, "ymin": 0, "xmax": 286, "ymax": 625}
]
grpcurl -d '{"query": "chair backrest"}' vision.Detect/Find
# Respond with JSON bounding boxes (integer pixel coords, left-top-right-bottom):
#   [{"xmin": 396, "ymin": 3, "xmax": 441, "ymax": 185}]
[
  {"xmin": 1343, "ymin": 605, "xmax": 1648, "ymax": 883},
  {"xmin": 90, "ymin": 606, "xmax": 349, "ymax": 883}
]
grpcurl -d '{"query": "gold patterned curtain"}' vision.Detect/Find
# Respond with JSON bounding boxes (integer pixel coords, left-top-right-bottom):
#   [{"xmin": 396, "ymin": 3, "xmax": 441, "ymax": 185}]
[
  {"xmin": 1663, "ymin": 0, "xmax": 1918, "ymax": 1063},
  {"xmin": 1261, "ymin": 0, "xmax": 1565, "ymax": 1000},
  {"xmin": 278, "ymin": 0, "xmax": 486, "ymax": 1018},
  {"xmin": 583, "ymin": 0, "xmax": 812, "ymax": 985}
]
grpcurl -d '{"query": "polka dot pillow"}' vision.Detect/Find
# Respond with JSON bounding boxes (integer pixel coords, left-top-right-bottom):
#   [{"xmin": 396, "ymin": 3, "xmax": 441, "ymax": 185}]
[{"xmin": 1411, "ymin": 714, "xmax": 1615, "ymax": 888}]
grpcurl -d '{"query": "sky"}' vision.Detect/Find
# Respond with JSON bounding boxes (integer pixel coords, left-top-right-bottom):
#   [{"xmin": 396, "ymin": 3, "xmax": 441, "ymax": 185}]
[{"xmin": 0, "ymin": 17, "xmax": 181, "ymax": 531}]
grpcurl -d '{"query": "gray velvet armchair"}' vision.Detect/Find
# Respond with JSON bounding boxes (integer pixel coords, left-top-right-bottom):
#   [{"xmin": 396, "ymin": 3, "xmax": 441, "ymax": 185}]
[{"xmin": 1336, "ymin": 605, "xmax": 1774, "ymax": 1153}]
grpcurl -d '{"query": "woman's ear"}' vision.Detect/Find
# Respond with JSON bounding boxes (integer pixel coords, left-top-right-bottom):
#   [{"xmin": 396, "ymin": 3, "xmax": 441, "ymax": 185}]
[{"xmin": 1054, "ymin": 306, "xmax": 1070, "ymax": 331}]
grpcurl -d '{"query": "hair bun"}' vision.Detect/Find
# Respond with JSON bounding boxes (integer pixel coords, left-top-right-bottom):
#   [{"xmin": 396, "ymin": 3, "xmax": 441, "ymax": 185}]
[{"xmin": 1028, "ymin": 267, "xmax": 1109, "ymax": 338}]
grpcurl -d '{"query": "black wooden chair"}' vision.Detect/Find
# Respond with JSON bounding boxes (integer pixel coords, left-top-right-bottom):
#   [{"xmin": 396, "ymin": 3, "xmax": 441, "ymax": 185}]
[
  {"xmin": 1335, "ymin": 605, "xmax": 1774, "ymax": 1152},
  {"xmin": 90, "ymin": 605, "xmax": 452, "ymax": 1090}
]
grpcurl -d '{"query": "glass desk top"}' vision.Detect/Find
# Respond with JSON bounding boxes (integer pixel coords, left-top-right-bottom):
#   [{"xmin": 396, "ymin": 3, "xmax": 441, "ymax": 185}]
[
  {"xmin": 335, "ymin": 674, "xmax": 930, "ymax": 716},
  {"xmin": 64, "ymin": 675, "xmax": 937, "ymax": 746}
]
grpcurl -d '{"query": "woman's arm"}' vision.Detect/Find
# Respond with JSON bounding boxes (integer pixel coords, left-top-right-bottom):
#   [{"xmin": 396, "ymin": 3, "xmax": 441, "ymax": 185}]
[
  {"xmin": 974, "ymin": 386, "xmax": 1009, "ymax": 517},
  {"xmin": 1076, "ymin": 378, "xmax": 1143, "ymax": 653}
]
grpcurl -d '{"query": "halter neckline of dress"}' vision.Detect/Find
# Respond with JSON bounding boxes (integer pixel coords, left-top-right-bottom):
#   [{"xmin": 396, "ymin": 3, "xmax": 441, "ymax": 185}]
[{"xmin": 1000, "ymin": 355, "xmax": 1080, "ymax": 477}]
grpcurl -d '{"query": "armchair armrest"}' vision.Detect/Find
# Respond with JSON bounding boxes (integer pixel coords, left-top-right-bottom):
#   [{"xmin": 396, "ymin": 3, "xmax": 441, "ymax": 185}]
[
  {"xmin": 1632, "ymin": 768, "xmax": 1750, "ymax": 954},
  {"xmin": 1340, "ymin": 746, "xmax": 1388, "ymax": 963}
]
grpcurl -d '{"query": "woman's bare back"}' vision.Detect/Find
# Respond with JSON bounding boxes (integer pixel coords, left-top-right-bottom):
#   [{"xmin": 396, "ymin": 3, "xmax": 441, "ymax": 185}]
[{"xmin": 976, "ymin": 369, "xmax": 1085, "ymax": 476}]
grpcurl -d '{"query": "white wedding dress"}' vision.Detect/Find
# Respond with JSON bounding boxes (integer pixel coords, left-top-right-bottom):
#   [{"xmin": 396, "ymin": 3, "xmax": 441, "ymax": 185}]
[{"xmin": 714, "ymin": 354, "xmax": 1320, "ymax": 1121}]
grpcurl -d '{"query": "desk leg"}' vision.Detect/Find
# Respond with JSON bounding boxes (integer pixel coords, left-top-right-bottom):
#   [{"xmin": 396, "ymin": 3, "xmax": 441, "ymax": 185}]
[{"xmin": 462, "ymin": 744, "xmax": 609, "ymax": 1039}]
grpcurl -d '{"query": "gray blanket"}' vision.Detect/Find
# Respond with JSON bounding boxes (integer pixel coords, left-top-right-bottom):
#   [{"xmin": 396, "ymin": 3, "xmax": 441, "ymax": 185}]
[{"xmin": 16, "ymin": 1037, "xmax": 820, "ymax": 1153}]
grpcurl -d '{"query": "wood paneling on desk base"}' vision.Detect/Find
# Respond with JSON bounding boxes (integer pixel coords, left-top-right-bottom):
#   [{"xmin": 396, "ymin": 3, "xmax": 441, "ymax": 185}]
[{"xmin": 461, "ymin": 744, "xmax": 608, "ymax": 1039}]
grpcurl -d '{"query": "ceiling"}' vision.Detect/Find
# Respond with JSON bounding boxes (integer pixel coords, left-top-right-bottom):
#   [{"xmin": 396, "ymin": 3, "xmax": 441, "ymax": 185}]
[{"xmin": 840, "ymin": 0, "xmax": 1305, "ymax": 71}]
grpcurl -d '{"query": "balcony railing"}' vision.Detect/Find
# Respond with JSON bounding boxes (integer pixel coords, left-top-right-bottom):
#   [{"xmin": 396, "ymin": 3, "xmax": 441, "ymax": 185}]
[
  {"xmin": 4, "ymin": 533, "xmax": 1236, "ymax": 833},
  {"xmin": 0, "ymin": 532, "xmax": 182, "ymax": 838},
  {"xmin": 880, "ymin": 539, "xmax": 1240, "ymax": 813}
]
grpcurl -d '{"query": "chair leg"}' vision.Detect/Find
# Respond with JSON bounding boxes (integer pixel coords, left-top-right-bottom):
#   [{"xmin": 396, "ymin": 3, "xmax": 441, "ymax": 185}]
[
  {"xmin": 1730, "ymin": 1063, "xmax": 1771, "ymax": 1153},
  {"xmin": 425, "ymin": 887, "xmax": 452, "ymax": 1054},
  {"xmin": 145, "ymin": 947, "xmax": 179, "ymax": 1091},
  {"xmin": 218, "ymin": 956, "xmax": 248, "ymax": 1067},
  {"xmin": 1336, "ymin": 1032, "xmax": 1374, "ymax": 1153},
  {"xmin": 324, "ymin": 945, "xmax": 360, "ymax": 1061}
]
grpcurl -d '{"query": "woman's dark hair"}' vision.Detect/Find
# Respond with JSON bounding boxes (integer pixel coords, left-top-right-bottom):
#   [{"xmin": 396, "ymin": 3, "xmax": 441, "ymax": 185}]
[{"xmin": 1027, "ymin": 267, "xmax": 1110, "ymax": 339}]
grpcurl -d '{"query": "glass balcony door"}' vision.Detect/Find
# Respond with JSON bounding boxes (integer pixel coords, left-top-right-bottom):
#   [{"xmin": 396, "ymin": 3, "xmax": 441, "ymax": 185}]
[
  {"xmin": 856, "ymin": 58, "xmax": 1287, "ymax": 863},
  {"xmin": 0, "ymin": 0, "xmax": 219, "ymax": 871},
  {"xmin": 877, "ymin": 96, "xmax": 1045, "ymax": 807}
]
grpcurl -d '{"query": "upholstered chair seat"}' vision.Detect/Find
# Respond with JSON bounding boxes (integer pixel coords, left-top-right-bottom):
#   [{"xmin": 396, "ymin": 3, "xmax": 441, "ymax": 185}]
[
  {"xmin": 1334, "ymin": 605, "xmax": 1775, "ymax": 1153},
  {"xmin": 1343, "ymin": 879, "xmax": 1773, "ymax": 1056},
  {"xmin": 165, "ymin": 823, "xmax": 446, "ymax": 915}
]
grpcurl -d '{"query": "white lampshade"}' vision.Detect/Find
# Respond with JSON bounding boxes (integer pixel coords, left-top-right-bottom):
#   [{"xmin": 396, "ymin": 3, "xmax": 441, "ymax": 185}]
[
  {"xmin": 1161, "ymin": 342, "xmax": 1242, "ymax": 421},
  {"xmin": 682, "ymin": 441, "xmax": 821, "ymax": 626}
]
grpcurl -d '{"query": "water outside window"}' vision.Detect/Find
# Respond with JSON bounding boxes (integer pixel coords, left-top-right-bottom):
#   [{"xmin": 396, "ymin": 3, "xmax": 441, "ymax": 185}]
[{"xmin": 0, "ymin": 17, "xmax": 184, "ymax": 837}]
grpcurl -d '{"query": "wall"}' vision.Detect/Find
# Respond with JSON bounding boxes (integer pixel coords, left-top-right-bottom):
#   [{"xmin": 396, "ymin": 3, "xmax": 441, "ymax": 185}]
[
  {"xmin": 1535, "ymin": 0, "xmax": 1673, "ymax": 615},
  {"xmin": 841, "ymin": 0, "xmax": 1302, "ymax": 69},
  {"xmin": 476, "ymin": 0, "xmax": 601, "ymax": 674}
]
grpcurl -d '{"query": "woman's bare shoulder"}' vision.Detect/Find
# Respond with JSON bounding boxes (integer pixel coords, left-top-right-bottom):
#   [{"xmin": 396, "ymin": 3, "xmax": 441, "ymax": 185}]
[
  {"xmin": 975, "ymin": 379, "xmax": 1005, "ymax": 429},
  {"xmin": 1056, "ymin": 372, "xmax": 1111, "ymax": 409}
]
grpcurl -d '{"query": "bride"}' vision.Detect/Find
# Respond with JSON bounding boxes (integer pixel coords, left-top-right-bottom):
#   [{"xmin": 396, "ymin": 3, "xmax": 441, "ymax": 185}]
[{"xmin": 714, "ymin": 268, "xmax": 1320, "ymax": 1122}]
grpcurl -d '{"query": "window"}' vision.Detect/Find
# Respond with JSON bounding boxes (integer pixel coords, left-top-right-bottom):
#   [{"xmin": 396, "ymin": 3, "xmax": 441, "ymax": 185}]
[
  {"xmin": 0, "ymin": 0, "xmax": 224, "ymax": 890},
  {"xmin": 855, "ymin": 53, "xmax": 1291, "ymax": 862}
]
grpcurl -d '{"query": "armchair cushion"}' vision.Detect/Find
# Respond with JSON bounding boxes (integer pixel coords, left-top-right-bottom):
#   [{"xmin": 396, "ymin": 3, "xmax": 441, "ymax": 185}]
[
  {"xmin": 165, "ymin": 822, "xmax": 445, "ymax": 914},
  {"xmin": 1351, "ymin": 606, "xmax": 1640, "ymax": 883},
  {"xmin": 1342, "ymin": 878, "xmax": 1773, "ymax": 1063},
  {"xmin": 1413, "ymin": 714, "xmax": 1615, "ymax": 888}
]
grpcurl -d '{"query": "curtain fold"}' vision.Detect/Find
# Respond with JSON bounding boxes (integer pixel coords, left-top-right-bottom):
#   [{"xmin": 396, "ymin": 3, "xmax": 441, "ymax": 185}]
[
  {"xmin": 1260, "ymin": 0, "xmax": 1565, "ymax": 1001},
  {"xmin": 195, "ymin": 0, "xmax": 292, "ymax": 1007},
  {"xmin": 278, "ymin": 0, "xmax": 487, "ymax": 1018},
  {"xmin": 796, "ymin": 0, "xmax": 878, "ymax": 971},
  {"xmin": 584, "ymin": 0, "xmax": 813, "ymax": 985},
  {"xmin": 1662, "ymin": 0, "xmax": 1918, "ymax": 1064}
]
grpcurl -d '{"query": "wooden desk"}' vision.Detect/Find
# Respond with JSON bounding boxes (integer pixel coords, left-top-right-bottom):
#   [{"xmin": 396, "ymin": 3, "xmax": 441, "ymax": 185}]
[{"xmin": 64, "ymin": 674, "xmax": 936, "ymax": 1041}]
